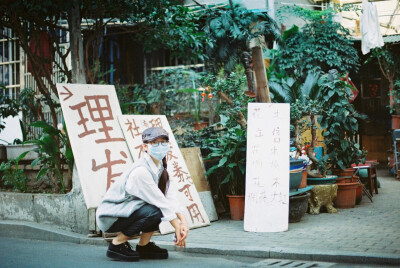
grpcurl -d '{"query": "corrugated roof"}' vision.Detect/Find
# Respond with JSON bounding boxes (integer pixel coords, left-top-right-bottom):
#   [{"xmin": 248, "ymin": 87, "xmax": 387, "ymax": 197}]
[{"xmin": 383, "ymin": 34, "xmax": 400, "ymax": 44}]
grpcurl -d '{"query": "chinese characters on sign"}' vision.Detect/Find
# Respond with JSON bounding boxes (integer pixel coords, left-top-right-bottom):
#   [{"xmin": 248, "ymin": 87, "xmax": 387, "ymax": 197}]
[
  {"xmin": 118, "ymin": 115, "xmax": 210, "ymax": 234},
  {"xmin": 244, "ymin": 103, "xmax": 290, "ymax": 232},
  {"xmin": 57, "ymin": 84, "xmax": 133, "ymax": 209}
]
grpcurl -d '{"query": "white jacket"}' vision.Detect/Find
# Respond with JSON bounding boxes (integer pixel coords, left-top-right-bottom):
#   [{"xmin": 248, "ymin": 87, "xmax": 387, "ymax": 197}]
[{"xmin": 95, "ymin": 153, "xmax": 182, "ymax": 232}]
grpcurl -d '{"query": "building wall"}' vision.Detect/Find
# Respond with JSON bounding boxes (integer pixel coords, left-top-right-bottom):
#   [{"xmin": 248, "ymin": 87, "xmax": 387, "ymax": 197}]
[{"xmin": 0, "ymin": 166, "xmax": 89, "ymax": 234}]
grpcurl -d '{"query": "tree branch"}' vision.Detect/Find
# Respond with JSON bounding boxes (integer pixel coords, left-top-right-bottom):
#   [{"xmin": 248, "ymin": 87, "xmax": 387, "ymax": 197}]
[{"xmin": 217, "ymin": 91, "xmax": 247, "ymax": 129}]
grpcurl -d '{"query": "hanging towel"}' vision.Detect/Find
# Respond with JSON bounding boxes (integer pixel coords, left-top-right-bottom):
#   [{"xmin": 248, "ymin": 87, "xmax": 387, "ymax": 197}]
[{"xmin": 360, "ymin": 0, "xmax": 384, "ymax": 54}]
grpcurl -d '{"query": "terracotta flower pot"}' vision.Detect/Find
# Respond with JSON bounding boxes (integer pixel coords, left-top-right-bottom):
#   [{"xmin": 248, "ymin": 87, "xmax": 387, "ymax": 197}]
[
  {"xmin": 299, "ymin": 170, "xmax": 307, "ymax": 188},
  {"xmin": 226, "ymin": 195, "xmax": 245, "ymax": 220},
  {"xmin": 335, "ymin": 182, "xmax": 358, "ymax": 208},
  {"xmin": 356, "ymin": 183, "xmax": 363, "ymax": 205},
  {"xmin": 336, "ymin": 176, "xmax": 358, "ymax": 184},
  {"xmin": 392, "ymin": 115, "xmax": 400, "ymax": 129},
  {"xmin": 332, "ymin": 168, "xmax": 354, "ymax": 177},
  {"xmin": 339, "ymin": 168, "xmax": 354, "ymax": 177}
]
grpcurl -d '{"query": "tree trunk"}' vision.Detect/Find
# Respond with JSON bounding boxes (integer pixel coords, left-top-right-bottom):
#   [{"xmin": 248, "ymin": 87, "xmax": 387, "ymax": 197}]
[
  {"xmin": 251, "ymin": 46, "xmax": 271, "ymax": 103},
  {"xmin": 69, "ymin": 2, "xmax": 87, "ymax": 84},
  {"xmin": 241, "ymin": 51, "xmax": 254, "ymax": 93}
]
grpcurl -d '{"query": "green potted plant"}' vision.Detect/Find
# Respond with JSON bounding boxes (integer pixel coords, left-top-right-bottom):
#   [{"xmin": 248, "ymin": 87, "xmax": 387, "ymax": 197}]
[
  {"xmin": 318, "ymin": 72, "xmax": 367, "ymax": 171},
  {"xmin": 203, "ymin": 67, "xmax": 251, "ymax": 220},
  {"xmin": 318, "ymin": 72, "xmax": 367, "ymax": 208},
  {"xmin": 25, "ymin": 121, "xmax": 74, "ymax": 193},
  {"xmin": 205, "ymin": 120, "xmax": 246, "ymax": 220}
]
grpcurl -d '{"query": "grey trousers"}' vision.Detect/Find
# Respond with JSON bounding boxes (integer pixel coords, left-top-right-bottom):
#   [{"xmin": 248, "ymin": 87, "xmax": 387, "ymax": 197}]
[{"xmin": 106, "ymin": 204, "xmax": 162, "ymax": 237}]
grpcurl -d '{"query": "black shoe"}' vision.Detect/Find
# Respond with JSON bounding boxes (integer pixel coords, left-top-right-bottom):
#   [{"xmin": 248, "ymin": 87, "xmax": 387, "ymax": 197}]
[
  {"xmin": 136, "ymin": 242, "xmax": 168, "ymax": 259},
  {"xmin": 107, "ymin": 242, "xmax": 140, "ymax": 262}
]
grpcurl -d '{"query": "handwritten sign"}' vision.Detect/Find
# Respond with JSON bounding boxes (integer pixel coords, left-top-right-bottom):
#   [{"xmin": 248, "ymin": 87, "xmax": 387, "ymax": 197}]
[
  {"xmin": 118, "ymin": 115, "xmax": 210, "ymax": 233},
  {"xmin": 57, "ymin": 83, "xmax": 133, "ymax": 209},
  {"xmin": 244, "ymin": 103, "xmax": 290, "ymax": 232}
]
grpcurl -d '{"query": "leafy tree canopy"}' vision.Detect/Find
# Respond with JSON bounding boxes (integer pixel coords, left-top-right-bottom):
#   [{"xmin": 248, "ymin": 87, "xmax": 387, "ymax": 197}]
[
  {"xmin": 203, "ymin": 1, "xmax": 280, "ymax": 75},
  {"xmin": 277, "ymin": 6, "xmax": 359, "ymax": 78}
]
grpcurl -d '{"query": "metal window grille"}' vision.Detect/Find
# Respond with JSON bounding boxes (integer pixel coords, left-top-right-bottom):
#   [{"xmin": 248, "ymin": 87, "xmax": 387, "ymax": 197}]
[
  {"xmin": 0, "ymin": 26, "xmax": 70, "ymax": 140},
  {"xmin": 0, "ymin": 27, "xmax": 20, "ymax": 98},
  {"xmin": 22, "ymin": 29, "xmax": 70, "ymax": 139}
]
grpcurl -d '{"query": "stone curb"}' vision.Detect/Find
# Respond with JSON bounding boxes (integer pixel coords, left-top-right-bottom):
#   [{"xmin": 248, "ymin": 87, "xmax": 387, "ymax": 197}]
[{"xmin": 1, "ymin": 220, "xmax": 399, "ymax": 266}]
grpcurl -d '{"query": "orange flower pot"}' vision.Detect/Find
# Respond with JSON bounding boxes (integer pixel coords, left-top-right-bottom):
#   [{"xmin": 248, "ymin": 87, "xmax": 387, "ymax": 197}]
[
  {"xmin": 335, "ymin": 182, "xmax": 358, "ymax": 208},
  {"xmin": 392, "ymin": 115, "xmax": 400, "ymax": 129},
  {"xmin": 299, "ymin": 170, "xmax": 307, "ymax": 188},
  {"xmin": 227, "ymin": 195, "xmax": 245, "ymax": 220},
  {"xmin": 339, "ymin": 168, "xmax": 354, "ymax": 177}
]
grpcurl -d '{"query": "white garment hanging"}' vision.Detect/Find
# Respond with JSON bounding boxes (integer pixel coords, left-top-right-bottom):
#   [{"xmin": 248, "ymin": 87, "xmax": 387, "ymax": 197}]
[{"xmin": 360, "ymin": 0, "xmax": 384, "ymax": 55}]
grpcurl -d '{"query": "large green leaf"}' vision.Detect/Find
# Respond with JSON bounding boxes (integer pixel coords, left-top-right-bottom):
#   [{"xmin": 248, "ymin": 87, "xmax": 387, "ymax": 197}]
[
  {"xmin": 218, "ymin": 156, "xmax": 227, "ymax": 167},
  {"xmin": 16, "ymin": 151, "xmax": 30, "ymax": 162}
]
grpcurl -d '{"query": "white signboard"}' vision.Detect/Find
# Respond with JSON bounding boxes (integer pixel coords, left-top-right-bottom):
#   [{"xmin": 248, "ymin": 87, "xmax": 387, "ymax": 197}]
[
  {"xmin": 0, "ymin": 114, "xmax": 23, "ymax": 145},
  {"xmin": 118, "ymin": 115, "xmax": 210, "ymax": 233},
  {"xmin": 57, "ymin": 83, "xmax": 133, "ymax": 209},
  {"xmin": 244, "ymin": 103, "xmax": 290, "ymax": 232}
]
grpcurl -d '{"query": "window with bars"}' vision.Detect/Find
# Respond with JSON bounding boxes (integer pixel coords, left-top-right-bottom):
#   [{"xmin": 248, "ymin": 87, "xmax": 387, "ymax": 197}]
[{"xmin": 0, "ymin": 28, "xmax": 20, "ymax": 98}]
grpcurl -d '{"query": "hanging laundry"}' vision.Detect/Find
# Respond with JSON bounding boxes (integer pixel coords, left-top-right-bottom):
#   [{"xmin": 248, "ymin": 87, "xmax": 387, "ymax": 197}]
[{"xmin": 360, "ymin": 0, "xmax": 384, "ymax": 55}]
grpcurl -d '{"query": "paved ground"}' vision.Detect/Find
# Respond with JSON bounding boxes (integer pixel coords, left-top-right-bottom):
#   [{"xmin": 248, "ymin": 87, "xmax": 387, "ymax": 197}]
[
  {"xmin": 1, "ymin": 169, "xmax": 400, "ymax": 266},
  {"xmin": 0, "ymin": 237, "xmax": 392, "ymax": 268},
  {"xmin": 144, "ymin": 169, "xmax": 400, "ymax": 265}
]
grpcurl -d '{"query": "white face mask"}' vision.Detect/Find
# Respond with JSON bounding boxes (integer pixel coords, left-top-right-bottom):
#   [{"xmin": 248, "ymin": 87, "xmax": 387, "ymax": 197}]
[{"xmin": 148, "ymin": 142, "xmax": 170, "ymax": 161}]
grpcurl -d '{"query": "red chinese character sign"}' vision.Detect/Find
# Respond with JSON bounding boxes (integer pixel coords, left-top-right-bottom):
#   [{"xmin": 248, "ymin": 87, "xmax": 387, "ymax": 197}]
[
  {"xmin": 244, "ymin": 103, "xmax": 290, "ymax": 232},
  {"xmin": 57, "ymin": 84, "xmax": 133, "ymax": 209},
  {"xmin": 118, "ymin": 115, "xmax": 210, "ymax": 234}
]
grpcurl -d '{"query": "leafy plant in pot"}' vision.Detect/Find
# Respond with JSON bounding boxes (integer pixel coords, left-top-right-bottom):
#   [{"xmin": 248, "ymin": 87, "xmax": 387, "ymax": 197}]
[
  {"xmin": 318, "ymin": 71, "xmax": 367, "ymax": 172},
  {"xmin": 318, "ymin": 72, "xmax": 367, "ymax": 208},
  {"xmin": 24, "ymin": 121, "xmax": 74, "ymax": 193},
  {"xmin": 203, "ymin": 66, "xmax": 252, "ymax": 219},
  {"xmin": 206, "ymin": 121, "xmax": 246, "ymax": 220}
]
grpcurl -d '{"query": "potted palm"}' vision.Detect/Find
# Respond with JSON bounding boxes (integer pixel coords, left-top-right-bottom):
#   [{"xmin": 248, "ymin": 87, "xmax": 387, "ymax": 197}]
[{"xmin": 269, "ymin": 70, "xmax": 329, "ymax": 178}]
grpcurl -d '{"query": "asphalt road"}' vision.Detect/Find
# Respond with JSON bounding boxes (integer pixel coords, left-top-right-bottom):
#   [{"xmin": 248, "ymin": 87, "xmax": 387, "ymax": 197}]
[{"xmin": 0, "ymin": 237, "xmax": 394, "ymax": 268}]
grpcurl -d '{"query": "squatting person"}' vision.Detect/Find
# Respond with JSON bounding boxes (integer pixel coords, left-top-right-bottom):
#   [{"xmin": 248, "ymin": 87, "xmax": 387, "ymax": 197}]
[{"xmin": 96, "ymin": 127, "xmax": 189, "ymax": 262}]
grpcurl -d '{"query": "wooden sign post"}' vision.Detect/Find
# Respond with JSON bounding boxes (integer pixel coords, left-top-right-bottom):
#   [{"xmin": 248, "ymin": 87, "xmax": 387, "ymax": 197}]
[
  {"xmin": 244, "ymin": 103, "xmax": 290, "ymax": 232},
  {"xmin": 57, "ymin": 83, "xmax": 133, "ymax": 209},
  {"xmin": 118, "ymin": 115, "xmax": 210, "ymax": 233}
]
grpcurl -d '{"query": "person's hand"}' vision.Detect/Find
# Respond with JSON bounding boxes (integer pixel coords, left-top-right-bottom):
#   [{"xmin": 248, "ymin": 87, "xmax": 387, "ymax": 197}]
[
  {"xmin": 176, "ymin": 238, "xmax": 186, "ymax": 249},
  {"xmin": 174, "ymin": 224, "xmax": 188, "ymax": 250},
  {"xmin": 180, "ymin": 223, "xmax": 189, "ymax": 241}
]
